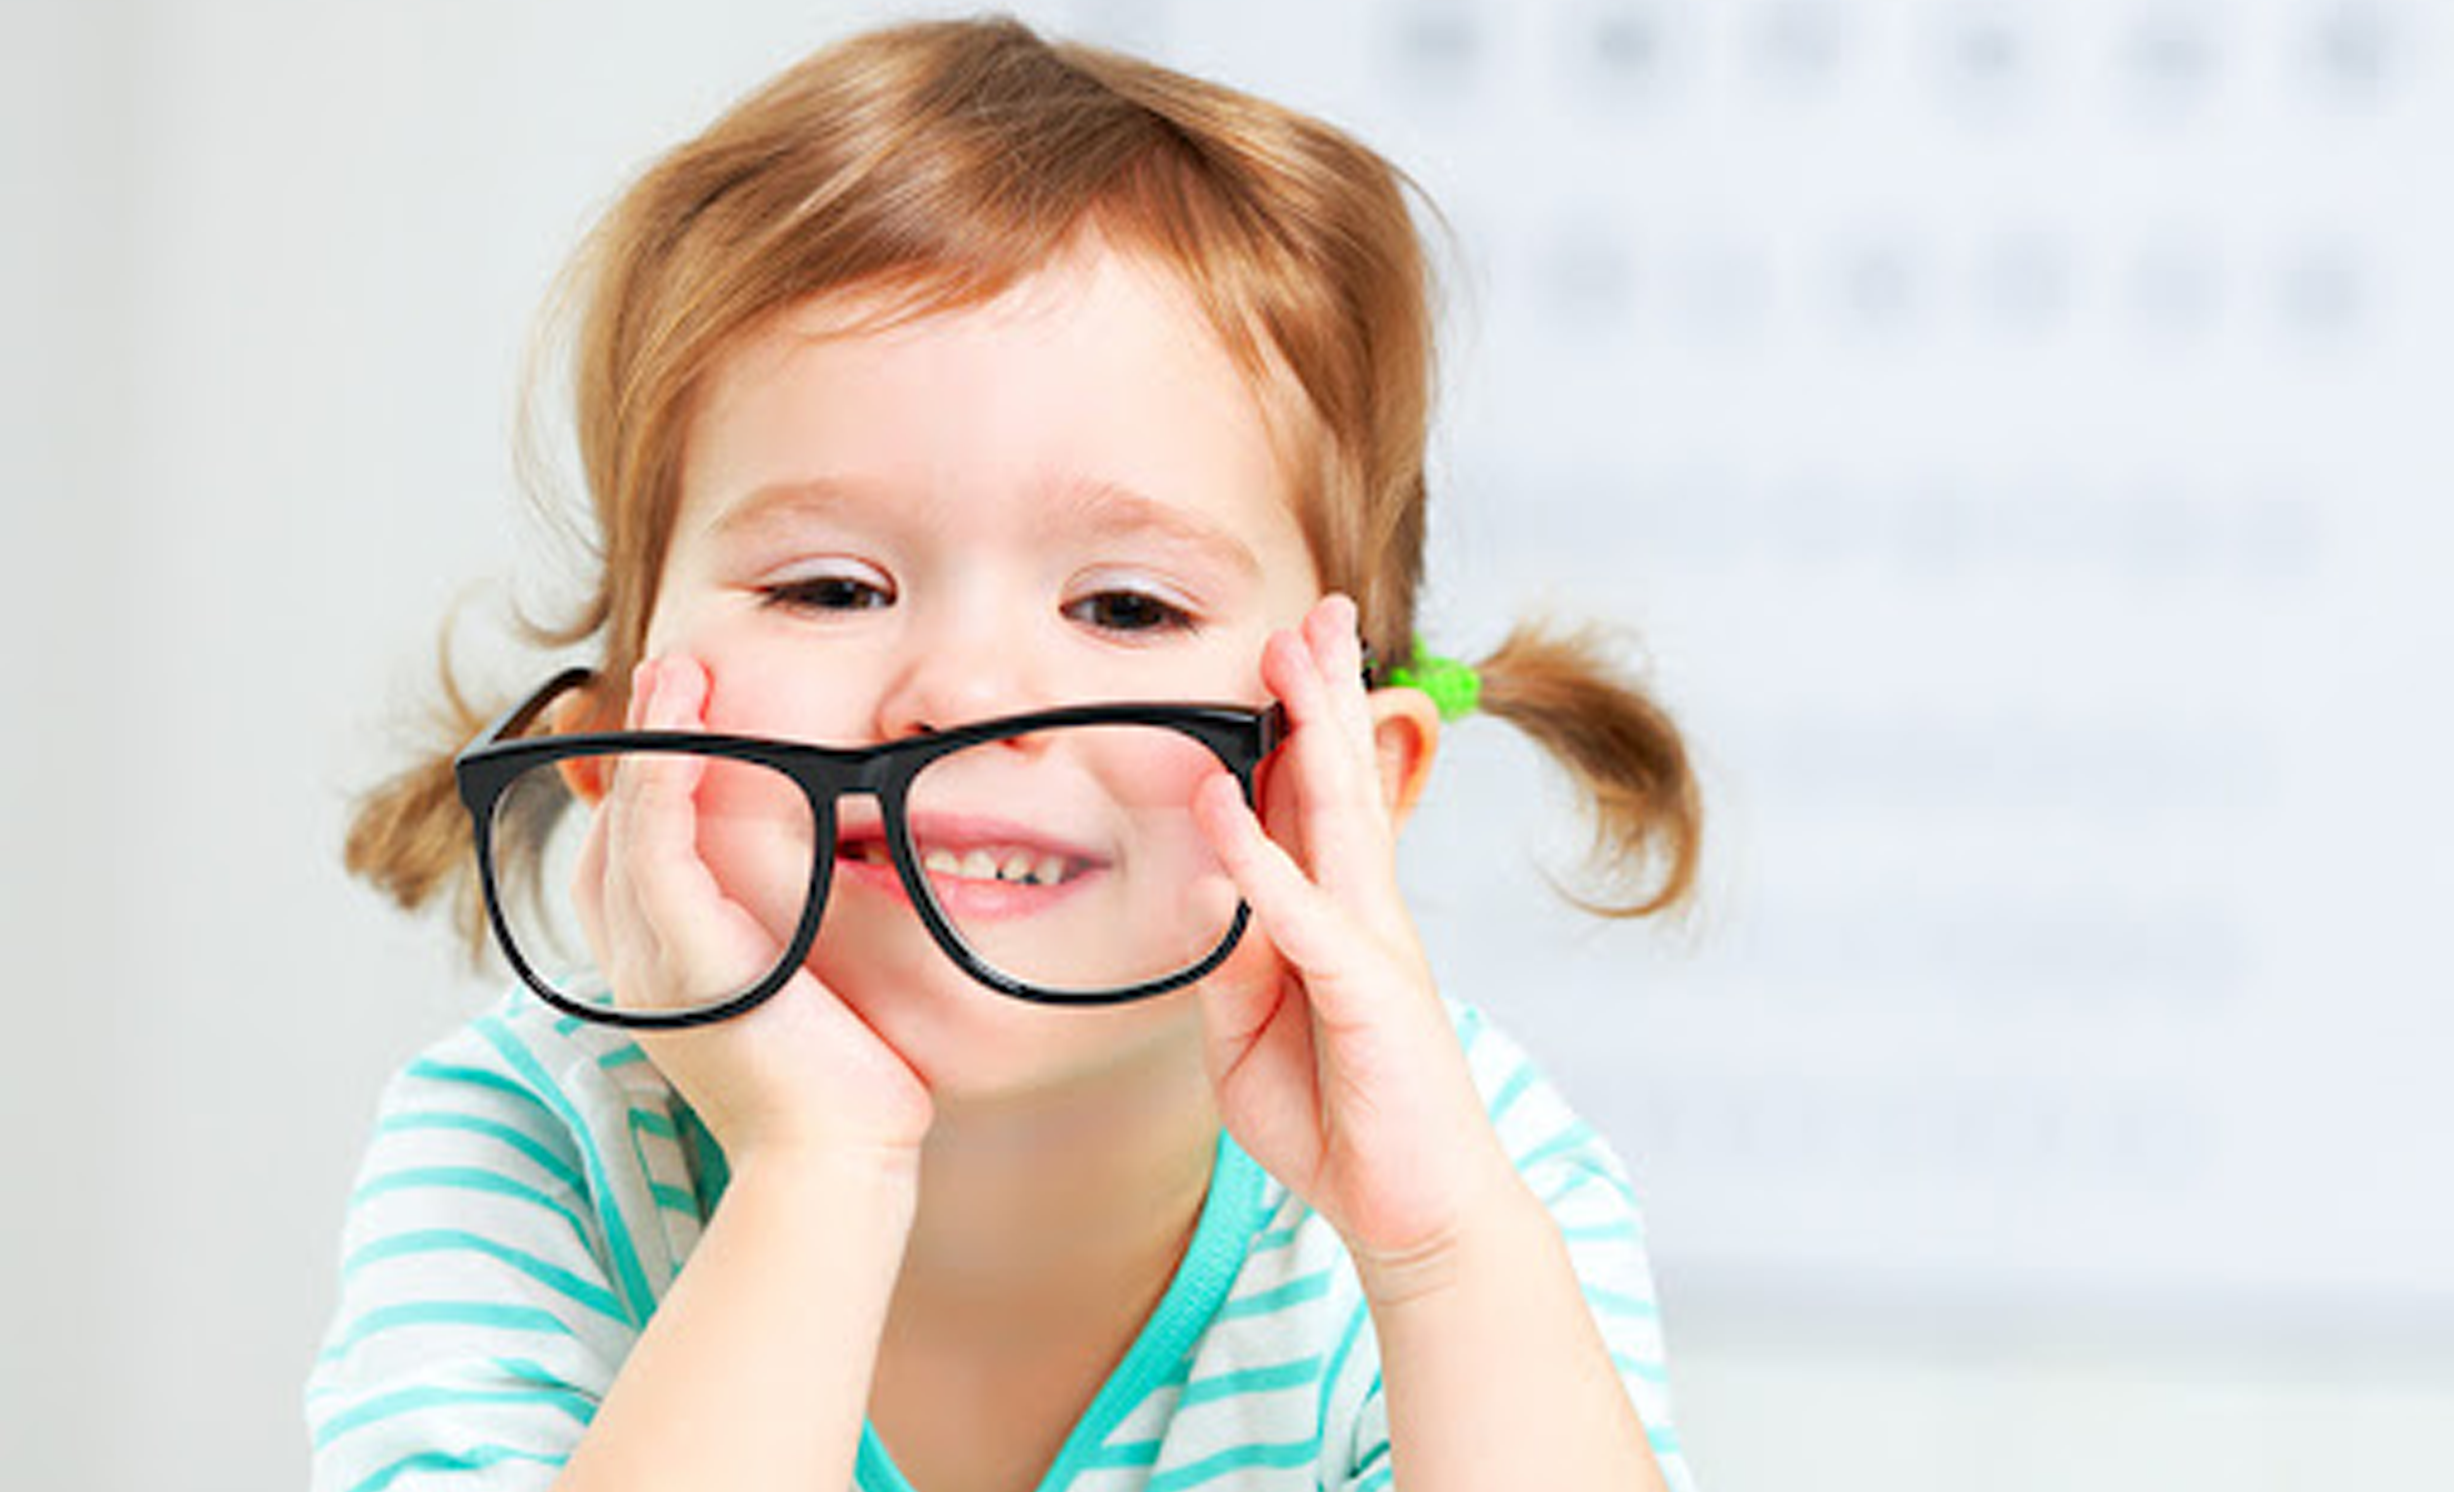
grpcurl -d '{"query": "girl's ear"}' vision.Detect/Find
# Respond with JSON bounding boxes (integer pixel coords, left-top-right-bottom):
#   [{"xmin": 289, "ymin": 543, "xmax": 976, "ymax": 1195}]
[
  {"xmin": 1367, "ymin": 685, "xmax": 1442, "ymax": 825},
  {"xmin": 549, "ymin": 677, "xmax": 626, "ymax": 806}
]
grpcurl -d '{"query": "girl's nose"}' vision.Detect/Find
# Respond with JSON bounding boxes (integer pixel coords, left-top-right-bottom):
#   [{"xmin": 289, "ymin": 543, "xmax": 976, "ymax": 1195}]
[{"xmin": 871, "ymin": 610, "xmax": 1040, "ymax": 738}]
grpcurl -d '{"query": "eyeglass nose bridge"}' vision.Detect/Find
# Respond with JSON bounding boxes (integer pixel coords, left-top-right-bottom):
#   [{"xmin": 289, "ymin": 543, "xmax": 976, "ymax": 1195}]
[{"xmin": 780, "ymin": 748, "xmax": 992, "ymax": 963}]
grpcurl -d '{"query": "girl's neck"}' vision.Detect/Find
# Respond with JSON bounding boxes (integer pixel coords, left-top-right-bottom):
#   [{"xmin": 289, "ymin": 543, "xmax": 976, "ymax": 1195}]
[{"xmin": 888, "ymin": 1026, "xmax": 1224, "ymax": 1349}]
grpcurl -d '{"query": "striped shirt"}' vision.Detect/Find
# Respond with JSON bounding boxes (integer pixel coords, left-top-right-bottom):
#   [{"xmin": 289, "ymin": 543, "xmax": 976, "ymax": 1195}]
[{"xmin": 306, "ymin": 993, "xmax": 1699, "ymax": 1491}]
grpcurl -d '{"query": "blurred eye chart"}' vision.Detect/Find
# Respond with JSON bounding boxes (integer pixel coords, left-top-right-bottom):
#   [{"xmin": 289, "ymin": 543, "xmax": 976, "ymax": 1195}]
[{"xmin": 1077, "ymin": 0, "xmax": 2454, "ymax": 1339}]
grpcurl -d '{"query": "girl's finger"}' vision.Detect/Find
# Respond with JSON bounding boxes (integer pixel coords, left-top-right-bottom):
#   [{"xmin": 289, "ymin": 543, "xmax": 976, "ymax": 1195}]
[
  {"xmin": 1305, "ymin": 593, "xmax": 1379, "ymax": 770},
  {"xmin": 604, "ymin": 657, "xmax": 769, "ymax": 1008},
  {"xmin": 1260, "ymin": 618, "xmax": 1406, "ymax": 931},
  {"xmin": 1263, "ymin": 630, "xmax": 1375, "ymax": 835},
  {"xmin": 1196, "ymin": 769, "xmax": 1381, "ymax": 1031}
]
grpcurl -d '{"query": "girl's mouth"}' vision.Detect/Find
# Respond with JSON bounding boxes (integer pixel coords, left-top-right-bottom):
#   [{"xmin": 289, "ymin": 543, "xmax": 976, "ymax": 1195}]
[{"xmin": 831, "ymin": 811, "xmax": 1111, "ymax": 919}]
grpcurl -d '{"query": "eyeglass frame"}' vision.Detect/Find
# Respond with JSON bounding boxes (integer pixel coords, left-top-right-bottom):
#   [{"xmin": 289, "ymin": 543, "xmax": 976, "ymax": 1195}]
[{"xmin": 454, "ymin": 667, "xmax": 1289, "ymax": 1029}]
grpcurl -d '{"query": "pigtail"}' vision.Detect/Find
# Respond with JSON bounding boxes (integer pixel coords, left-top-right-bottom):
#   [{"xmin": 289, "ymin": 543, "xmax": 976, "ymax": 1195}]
[
  {"xmin": 1472, "ymin": 620, "xmax": 1702, "ymax": 921},
  {"xmin": 340, "ymin": 626, "xmax": 506, "ymax": 966}
]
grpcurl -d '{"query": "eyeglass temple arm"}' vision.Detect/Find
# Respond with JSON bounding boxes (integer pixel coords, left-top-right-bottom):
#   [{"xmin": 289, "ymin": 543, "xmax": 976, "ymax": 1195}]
[
  {"xmin": 472, "ymin": 667, "xmax": 599, "ymax": 749},
  {"xmin": 1237, "ymin": 656, "xmax": 1372, "ymax": 765}
]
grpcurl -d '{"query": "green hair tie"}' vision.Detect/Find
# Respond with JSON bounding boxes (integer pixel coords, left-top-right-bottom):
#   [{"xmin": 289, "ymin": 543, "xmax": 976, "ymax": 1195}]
[{"xmin": 1386, "ymin": 642, "xmax": 1481, "ymax": 722}]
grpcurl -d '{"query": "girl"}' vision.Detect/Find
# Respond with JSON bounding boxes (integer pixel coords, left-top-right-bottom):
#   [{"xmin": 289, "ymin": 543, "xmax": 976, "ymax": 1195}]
[{"xmin": 313, "ymin": 16, "xmax": 1703, "ymax": 1492}]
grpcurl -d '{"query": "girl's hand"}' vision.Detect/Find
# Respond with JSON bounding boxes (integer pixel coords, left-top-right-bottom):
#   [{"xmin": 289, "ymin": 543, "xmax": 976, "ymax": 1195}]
[
  {"xmin": 1192, "ymin": 596, "xmax": 1520, "ymax": 1293},
  {"xmin": 571, "ymin": 655, "xmax": 934, "ymax": 1174}
]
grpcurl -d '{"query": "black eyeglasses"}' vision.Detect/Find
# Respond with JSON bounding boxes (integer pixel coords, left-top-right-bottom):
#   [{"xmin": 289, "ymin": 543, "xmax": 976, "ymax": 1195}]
[{"xmin": 454, "ymin": 668, "xmax": 1286, "ymax": 1028}]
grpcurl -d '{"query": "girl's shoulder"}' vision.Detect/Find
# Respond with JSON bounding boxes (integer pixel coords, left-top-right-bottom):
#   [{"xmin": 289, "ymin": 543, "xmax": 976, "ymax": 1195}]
[
  {"xmin": 1444, "ymin": 999, "xmax": 1627, "ymax": 1162},
  {"xmin": 1236, "ymin": 997, "xmax": 1644, "ymax": 1277},
  {"xmin": 311, "ymin": 997, "xmax": 694, "ymax": 1486},
  {"xmin": 1440, "ymin": 998, "xmax": 1653, "ymax": 1241},
  {"xmin": 381, "ymin": 990, "xmax": 673, "ymax": 1127},
  {"xmin": 354, "ymin": 990, "xmax": 711, "ymax": 1303},
  {"xmin": 368, "ymin": 991, "xmax": 708, "ymax": 1241}
]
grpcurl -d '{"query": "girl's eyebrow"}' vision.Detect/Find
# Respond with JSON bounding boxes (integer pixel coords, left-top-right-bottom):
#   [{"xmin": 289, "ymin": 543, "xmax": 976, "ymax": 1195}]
[
  {"xmin": 704, "ymin": 475, "xmax": 1264, "ymax": 583},
  {"xmin": 701, "ymin": 479, "xmax": 874, "ymax": 546},
  {"xmin": 1050, "ymin": 476, "xmax": 1262, "ymax": 583}
]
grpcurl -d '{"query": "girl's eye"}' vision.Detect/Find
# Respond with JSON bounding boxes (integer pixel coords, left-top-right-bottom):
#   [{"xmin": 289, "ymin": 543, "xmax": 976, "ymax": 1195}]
[
  {"xmin": 1065, "ymin": 589, "xmax": 1196, "ymax": 635},
  {"xmin": 759, "ymin": 573, "xmax": 895, "ymax": 613}
]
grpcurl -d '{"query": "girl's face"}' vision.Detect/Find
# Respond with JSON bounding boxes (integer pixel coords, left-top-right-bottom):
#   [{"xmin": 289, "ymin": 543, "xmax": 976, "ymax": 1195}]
[{"xmin": 638, "ymin": 240, "xmax": 1322, "ymax": 1104}]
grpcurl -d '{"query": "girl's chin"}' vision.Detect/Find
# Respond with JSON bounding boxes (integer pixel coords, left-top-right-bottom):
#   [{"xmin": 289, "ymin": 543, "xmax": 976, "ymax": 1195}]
[{"xmin": 811, "ymin": 952, "xmax": 1201, "ymax": 1105}]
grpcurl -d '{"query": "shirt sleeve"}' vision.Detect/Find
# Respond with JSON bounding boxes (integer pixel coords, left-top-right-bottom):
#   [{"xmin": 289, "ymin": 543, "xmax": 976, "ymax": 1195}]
[
  {"xmin": 304, "ymin": 1003, "xmax": 699, "ymax": 1491},
  {"xmin": 1337, "ymin": 1004, "xmax": 1701, "ymax": 1492}
]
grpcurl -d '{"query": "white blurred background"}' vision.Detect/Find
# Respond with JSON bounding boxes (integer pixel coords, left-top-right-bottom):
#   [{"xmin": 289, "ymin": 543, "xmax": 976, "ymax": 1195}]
[{"xmin": 5, "ymin": 1, "xmax": 2449, "ymax": 1487}]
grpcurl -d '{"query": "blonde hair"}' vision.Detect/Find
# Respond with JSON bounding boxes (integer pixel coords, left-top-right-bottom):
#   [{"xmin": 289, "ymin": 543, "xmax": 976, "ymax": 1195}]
[{"xmin": 345, "ymin": 15, "xmax": 1701, "ymax": 956}]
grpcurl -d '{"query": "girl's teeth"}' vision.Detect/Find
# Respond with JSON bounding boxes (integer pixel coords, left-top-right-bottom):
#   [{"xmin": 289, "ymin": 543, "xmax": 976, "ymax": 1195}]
[{"xmin": 914, "ymin": 846, "xmax": 1074, "ymax": 884}]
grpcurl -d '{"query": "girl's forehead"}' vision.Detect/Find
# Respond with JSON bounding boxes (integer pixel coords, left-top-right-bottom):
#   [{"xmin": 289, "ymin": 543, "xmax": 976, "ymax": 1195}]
[{"xmin": 677, "ymin": 244, "xmax": 1314, "ymax": 549}]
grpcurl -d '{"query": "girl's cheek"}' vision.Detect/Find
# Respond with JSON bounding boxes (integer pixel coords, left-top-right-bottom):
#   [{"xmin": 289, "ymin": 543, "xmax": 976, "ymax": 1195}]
[{"xmin": 697, "ymin": 650, "xmax": 877, "ymax": 744}]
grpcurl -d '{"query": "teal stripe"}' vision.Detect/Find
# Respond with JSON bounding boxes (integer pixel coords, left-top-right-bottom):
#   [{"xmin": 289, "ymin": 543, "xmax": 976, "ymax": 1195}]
[
  {"xmin": 1585, "ymin": 1284, "xmax": 1660, "ymax": 1320},
  {"xmin": 621, "ymin": 1109, "xmax": 671, "ymax": 1243},
  {"xmin": 1585, "ymin": 1161, "xmax": 1637, "ymax": 1206},
  {"xmin": 1180, "ymin": 1355, "xmax": 1321, "ymax": 1408},
  {"xmin": 1613, "ymin": 1351, "xmax": 1671, "ymax": 1384},
  {"xmin": 318, "ymin": 1302, "xmax": 574, "ymax": 1363},
  {"xmin": 599, "ymin": 1045, "xmax": 648, "ymax": 1069},
  {"xmin": 1253, "ymin": 1185, "xmax": 1305, "ymax": 1240},
  {"xmin": 1147, "ymin": 1437, "xmax": 1319, "ymax": 1492},
  {"xmin": 404, "ymin": 1059, "xmax": 554, "ymax": 1118},
  {"xmin": 377, "ymin": 1111, "xmax": 586, "ymax": 1194},
  {"xmin": 344, "ymin": 1442, "xmax": 566, "ymax": 1492},
  {"xmin": 1489, "ymin": 1061, "xmax": 1538, "ymax": 1123},
  {"xmin": 351, "ymin": 1167, "xmax": 592, "ymax": 1252},
  {"xmin": 628, "ymin": 1107, "xmax": 678, "ymax": 1140},
  {"xmin": 1354, "ymin": 1439, "xmax": 1391, "ymax": 1480},
  {"xmin": 1514, "ymin": 1121, "xmax": 1598, "ymax": 1174},
  {"xmin": 1217, "ymin": 1269, "xmax": 1333, "ymax": 1320},
  {"xmin": 314, "ymin": 1382, "xmax": 594, "ymax": 1448},
  {"xmin": 475, "ymin": 1015, "xmax": 656, "ymax": 1325},
  {"xmin": 1539, "ymin": 1160, "xmax": 1635, "ymax": 1211},
  {"xmin": 1542, "ymin": 1167, "xmax": 1599, "ymax": 1210},
  {"xmin": 650, "ymin": 1182, "xmax": 697, "ymax": 1213},
  {"xmin": 1081, "ymin": 1438, "xmax": 1163, "ymax": 1468},
  {"xmin": 1250, "ymin": 1223, "xmax": 1302, "ymax": 1253},
  {"xmin": 344, "ymin": 1229, "xmax": 627, "ymax": 1324},
  {"xmin": 679, "ymin": 1106, "xmax": 730, "ymax": 1213},
  {"xmin": 1356, "ymin": 1465, "xmax": 1393, "ymax": 1492},
  {"xmin": 1317, "ymin": 1297, "xmax": 1371, "ymax": 1427},
  {"xmin": 1651, "ymin": 1426, "xmax": 1683, "ymax": 1457},
  {"xmin": 492, "ymin": 1356, "xmax": 564, "ymax": 1387}
]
